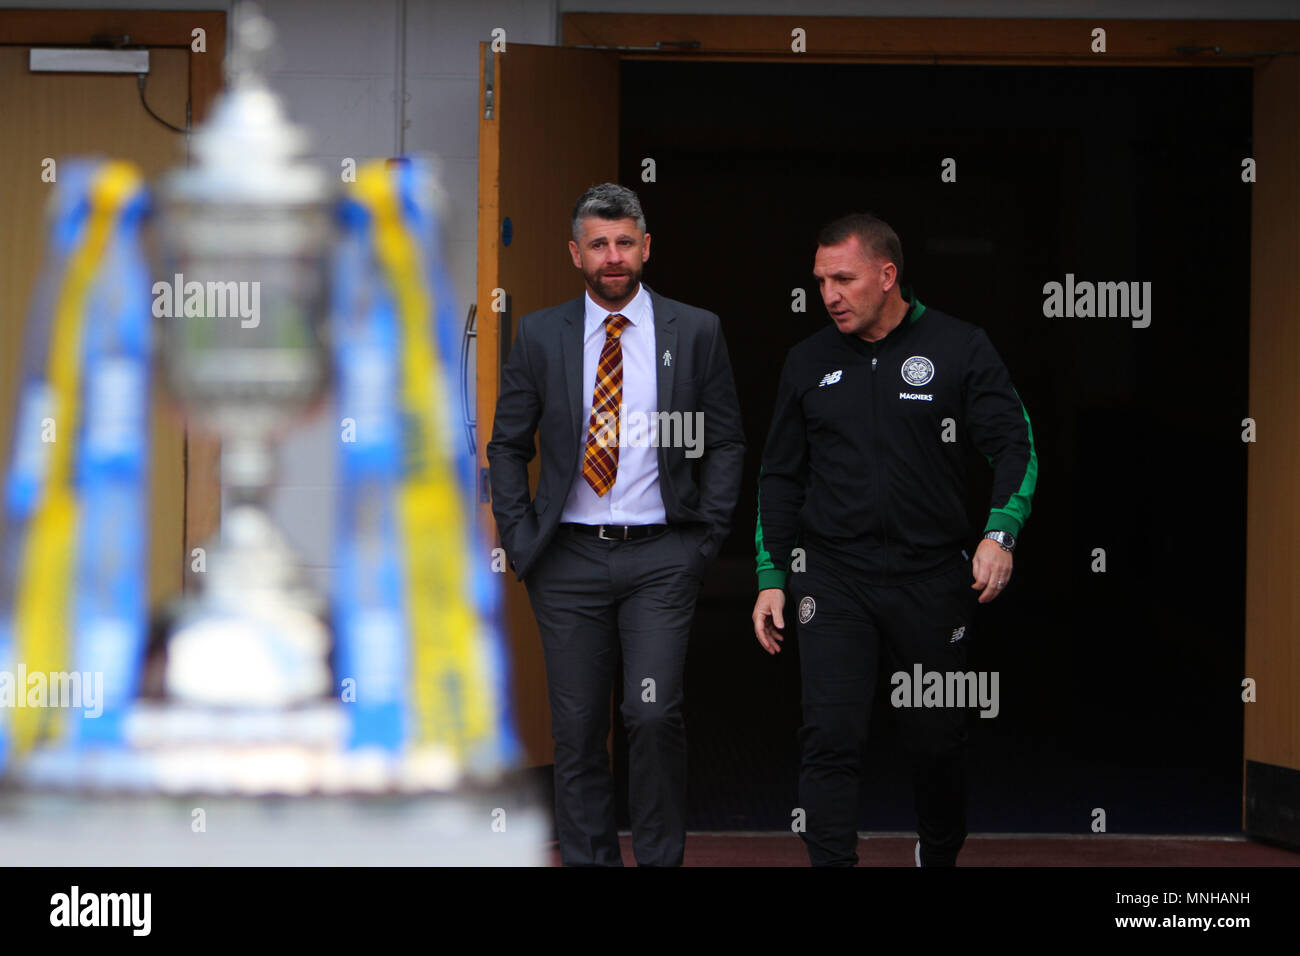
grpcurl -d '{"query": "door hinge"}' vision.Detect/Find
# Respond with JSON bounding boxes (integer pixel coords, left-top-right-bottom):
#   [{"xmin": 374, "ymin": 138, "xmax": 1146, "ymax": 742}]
[{"xmin": 483, "ymin": 47, "xmax": 494, "ymax": 120}]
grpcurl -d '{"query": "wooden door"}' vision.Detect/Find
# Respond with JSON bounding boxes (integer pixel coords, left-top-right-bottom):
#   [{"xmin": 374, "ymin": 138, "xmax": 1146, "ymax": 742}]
[
  {"xmin": 1244, "ymin": 52, "xmax": 1300, "ymax": 845},
  {"xmin": 476, "ymin": 42, "xmax": 619, "ymax": 766},
  {"xmin": 0, "ymin": 45, "xmax": 191, "ymax": 612}
]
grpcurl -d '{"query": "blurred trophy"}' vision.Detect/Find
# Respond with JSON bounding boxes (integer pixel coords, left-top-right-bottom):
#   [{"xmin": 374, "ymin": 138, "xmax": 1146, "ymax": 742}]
[
  {"xmin": 120, "ymin": 2, "xmax": 345, "ymax": 792},
  {"xmin": 5, "ymin": 5, "xmax": 532, "ymax": 859},
  {"xmin": 124, "ymin": 2, "xmax": 521, "ymax": 796},
  {"xmin": 153, "ymin": 3, "xmax": 333, "ymax": 713}
]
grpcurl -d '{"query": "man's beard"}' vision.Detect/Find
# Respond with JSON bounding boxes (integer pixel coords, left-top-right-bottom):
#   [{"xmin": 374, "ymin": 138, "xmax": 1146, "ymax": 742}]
[{"xmin": 585, "ymin": 263, "xmax": 642, "ymax": 303}]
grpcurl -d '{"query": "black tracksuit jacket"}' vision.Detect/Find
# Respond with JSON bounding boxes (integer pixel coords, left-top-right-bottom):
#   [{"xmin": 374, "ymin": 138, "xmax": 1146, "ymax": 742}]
[{"xmin": 755, "ymin": 289, "xmax": 1038, "ymax": 590}]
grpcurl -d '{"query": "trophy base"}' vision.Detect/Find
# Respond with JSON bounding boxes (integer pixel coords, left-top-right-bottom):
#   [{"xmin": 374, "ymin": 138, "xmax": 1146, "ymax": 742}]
[
  {"xmin": 0, "ymin": 784, "xmax": 550, "ymax": 865},
  {"xmin": 12, "ymin": 700, "xmax": 510, "ymax": 796},
  {"xmin": 163, "ymin": 503, "xmax": 334, "ymax": 708},
  {"xmin": 3, "ymin": 701, "xmax": 543, "ymax": 864}
]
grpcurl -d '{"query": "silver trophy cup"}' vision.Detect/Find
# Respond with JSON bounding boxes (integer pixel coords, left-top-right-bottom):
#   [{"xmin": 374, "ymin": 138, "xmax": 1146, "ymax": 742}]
[{"xmin": 153, "ymin": 4, "xmax": 335, "ymax": 722}]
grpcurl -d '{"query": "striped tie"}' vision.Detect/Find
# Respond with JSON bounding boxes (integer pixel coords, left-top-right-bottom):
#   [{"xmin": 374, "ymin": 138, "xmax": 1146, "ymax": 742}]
[{"xmin": 582, "ymin": 313, "xmax": 631, "ymax": 497}]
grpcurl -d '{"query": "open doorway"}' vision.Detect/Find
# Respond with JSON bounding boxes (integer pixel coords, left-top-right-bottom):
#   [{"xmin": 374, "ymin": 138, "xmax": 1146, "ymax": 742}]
[{"xmin": 613, "ymin": 60, "xmax": 1252, "ymax": 832}]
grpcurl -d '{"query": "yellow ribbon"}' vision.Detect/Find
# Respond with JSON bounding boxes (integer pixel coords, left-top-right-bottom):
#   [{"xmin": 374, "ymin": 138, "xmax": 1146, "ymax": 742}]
[
  {"xmin": 11, "ymin": 161, "xmax": 143, "ymax": 754},
  {"xmin": 353, "ymin": 161, "xmax": 496, "ymax": 759}
]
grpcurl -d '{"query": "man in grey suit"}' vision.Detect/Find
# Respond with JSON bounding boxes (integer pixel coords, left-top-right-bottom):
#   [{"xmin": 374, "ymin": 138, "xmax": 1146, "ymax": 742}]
[{"xmin": 487, "ymin": 184, "xmax": 744, "ymax": 866}]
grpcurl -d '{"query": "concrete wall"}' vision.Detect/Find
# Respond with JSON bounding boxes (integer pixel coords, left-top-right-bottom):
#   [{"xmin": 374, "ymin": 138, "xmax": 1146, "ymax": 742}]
[{"xmin": 251, "ymin": 0, "xmax": 555, "ymax": 588}]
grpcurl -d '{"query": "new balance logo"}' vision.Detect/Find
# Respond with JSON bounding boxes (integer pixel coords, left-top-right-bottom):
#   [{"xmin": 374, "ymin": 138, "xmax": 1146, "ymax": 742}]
[
  {"xmin": 818, "ymin": 370, "xmax": 842, "ymax": 388},
  {"xmin": 950, "ymin": 625, "xmax": 966, "ymax": 643}
]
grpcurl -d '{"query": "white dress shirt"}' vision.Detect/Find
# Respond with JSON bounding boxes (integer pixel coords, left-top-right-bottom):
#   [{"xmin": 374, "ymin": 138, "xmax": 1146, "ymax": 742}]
[{"xmin": 559, "ymin": 283, "xmax": 667, "ymax": 525}]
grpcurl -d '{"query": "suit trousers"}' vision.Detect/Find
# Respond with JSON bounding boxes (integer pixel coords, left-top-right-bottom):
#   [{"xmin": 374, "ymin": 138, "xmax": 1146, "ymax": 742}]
[
  {"xmin": 792, "ymin": 554, "xmax": 978, "ymax": 867},
  {"xmin": 524, "ymin": 524, "xmax": 703, "ymax": 866}
]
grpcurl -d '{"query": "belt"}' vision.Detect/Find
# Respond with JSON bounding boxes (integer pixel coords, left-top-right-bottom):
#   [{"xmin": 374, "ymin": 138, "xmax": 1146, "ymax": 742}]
[{"xmin": 560, "ymin": 523, "xmax": 669, "ymax": 541}]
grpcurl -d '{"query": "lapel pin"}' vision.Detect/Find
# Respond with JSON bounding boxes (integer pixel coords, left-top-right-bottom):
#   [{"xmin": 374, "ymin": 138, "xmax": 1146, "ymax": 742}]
[{"xmin": 662, "ymin": 350, "xmax": 672, "ymax": 367}]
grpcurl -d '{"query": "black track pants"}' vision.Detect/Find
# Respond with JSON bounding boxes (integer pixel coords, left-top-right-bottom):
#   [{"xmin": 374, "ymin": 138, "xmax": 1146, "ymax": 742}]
[{"xmin": 792, "ymin": 554, "xmax": 979, "ymax": 867}]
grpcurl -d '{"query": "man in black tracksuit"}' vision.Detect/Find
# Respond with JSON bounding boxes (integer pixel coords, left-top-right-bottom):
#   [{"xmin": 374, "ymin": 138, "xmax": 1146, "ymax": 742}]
[{"xmin": 752, "ymin": 213, "xmax": 1037, "ymax": 867}]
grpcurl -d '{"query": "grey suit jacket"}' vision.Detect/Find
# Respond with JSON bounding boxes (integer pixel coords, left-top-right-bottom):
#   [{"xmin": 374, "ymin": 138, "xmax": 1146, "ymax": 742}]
[{"xmin": 486, "ymin": 285, "xmax": 745, "ymax": 580}]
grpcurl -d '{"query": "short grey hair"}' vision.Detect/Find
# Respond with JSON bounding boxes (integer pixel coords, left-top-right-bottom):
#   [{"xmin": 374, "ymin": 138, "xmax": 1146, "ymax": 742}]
[
  {"xmin": 571, "ymin": 183, "xmax": 646, "ymax": 242},
  {"xmin": 817, "ymin": 212, "xmax": 904, "ymax": 279}
]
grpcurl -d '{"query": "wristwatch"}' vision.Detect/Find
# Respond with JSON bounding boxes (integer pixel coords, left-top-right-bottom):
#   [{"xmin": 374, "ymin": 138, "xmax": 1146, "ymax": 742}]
[{"xmin": 983, "ymin": 530, "xmax": 1016, "ymax": 553}]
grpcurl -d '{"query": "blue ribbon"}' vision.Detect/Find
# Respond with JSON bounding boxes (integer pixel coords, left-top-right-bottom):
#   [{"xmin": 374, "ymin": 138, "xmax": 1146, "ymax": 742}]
[
  {"xmin": 331, "ymin": 160, "xmax": 520, "ymax": 767},
  {"xmin": 331, "ymin": 196, "xmax": 410, "ymax": 750},
  {"xmin": 0, "ymin": 161, "xmax": 152, "ymax": 769},
  {"xmin": 69, "ymin": 183, "xmax": 152, "ymax": 747}
]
